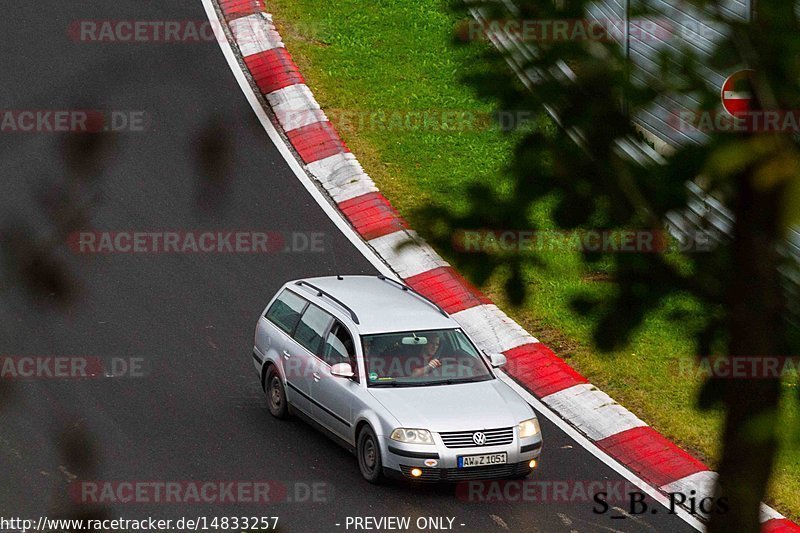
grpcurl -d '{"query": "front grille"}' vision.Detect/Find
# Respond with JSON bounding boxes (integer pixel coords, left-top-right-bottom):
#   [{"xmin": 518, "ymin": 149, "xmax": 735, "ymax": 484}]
[
  {"xmin": 399, "ymin": 462, "xmax": 531, "ymax": 482},
  {"xmin": 438, "ymin": 427, "xmax": 514, "ymax": 448}
]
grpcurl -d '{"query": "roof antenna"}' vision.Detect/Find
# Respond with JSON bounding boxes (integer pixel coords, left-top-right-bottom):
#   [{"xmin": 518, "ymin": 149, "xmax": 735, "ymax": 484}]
[{"xmin": 328, "ymin": 234, "xmax": 343, "ymax": 280}]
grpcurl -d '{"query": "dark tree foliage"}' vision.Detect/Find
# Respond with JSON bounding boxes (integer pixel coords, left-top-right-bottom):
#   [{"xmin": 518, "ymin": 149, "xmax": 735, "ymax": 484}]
[{"xmin": 418, "ymin": 0, "xmax": 800, "ymax": 529}]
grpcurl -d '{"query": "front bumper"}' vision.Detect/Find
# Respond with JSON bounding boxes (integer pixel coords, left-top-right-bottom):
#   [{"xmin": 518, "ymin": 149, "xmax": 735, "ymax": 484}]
[
  {"xmin": 389, "ymin": 460, "xmax": 535, "ymax": 482},
  {"xmin": 382, "ymin": 433, "xmax": 542, "ymax": 482}
]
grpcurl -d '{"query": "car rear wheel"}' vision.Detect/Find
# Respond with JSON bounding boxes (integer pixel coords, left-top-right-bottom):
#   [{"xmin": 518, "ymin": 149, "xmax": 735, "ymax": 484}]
[
  {"xmin": 265, "ymin": 366, "xmax": 289, "ymax": 419},
  {"xmin": 357, "ymin": 426, "xmax": 384, "ymax": 484}
]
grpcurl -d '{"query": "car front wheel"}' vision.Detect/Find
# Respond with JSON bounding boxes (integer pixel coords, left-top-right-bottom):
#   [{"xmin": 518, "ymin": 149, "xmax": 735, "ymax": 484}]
[
  {"xmin": 265, "ymin": 366, "xmax": 289, "ymax": 419},
  {"xmin": 357, "ymin": 425, "xmax": 384, "ymax": 484}
]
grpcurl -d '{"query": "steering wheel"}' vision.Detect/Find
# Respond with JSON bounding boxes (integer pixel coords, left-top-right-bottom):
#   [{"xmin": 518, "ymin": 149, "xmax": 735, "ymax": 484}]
[{"xmin": 427, "ymin": 356, "xmax": 458, "ymax": 378}]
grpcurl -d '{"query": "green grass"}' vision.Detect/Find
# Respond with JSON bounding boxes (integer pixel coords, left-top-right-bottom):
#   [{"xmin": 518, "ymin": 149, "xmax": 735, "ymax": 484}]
[{"xmin": 268, "ymin": 0, "xmax": 799, "ymax": 519}]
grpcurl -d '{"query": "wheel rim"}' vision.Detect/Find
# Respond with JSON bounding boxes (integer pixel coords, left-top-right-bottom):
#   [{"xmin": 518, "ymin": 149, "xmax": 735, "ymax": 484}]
[
  {"xmin": 362, "ymin": 436, "xmax": 376, "ymax": 473},
  {"xmin": 269, "ymin": 377, "xmax": 282, "ymax": 410}
]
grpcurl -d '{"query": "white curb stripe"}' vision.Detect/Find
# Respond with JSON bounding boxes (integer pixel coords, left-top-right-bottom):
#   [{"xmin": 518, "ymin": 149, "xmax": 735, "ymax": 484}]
[
  {"xmin": 306, "ymin": 153, "xmax": 379, "ymax": 203},
  {"xmin": 541, "ymin": 383, "xmax": 648, "ymax": 441},
  {"xmin": 230, "ymin": 13, "xmax": 284, "ymax": 56},
  {"xmin": 451, "ymin": 304, "xmax": 538, "ymax": 354},
  {"xmin": 760, "ymin": 504, "xmax": 785, "ymax": 522},
  {"xmin": 368, "ymin": 230, "xmax": 449, "ymax": 279},
  {"xmin": 660, "ymin": 470, "xmax": 717, "ymax": 502},
  {"xmin": 661, "ymin": 471, "xmax": 784, "ymax": 523},
  {"xmin": 266, "ymin": 84, "xmax": 328, "ymax": 131}
]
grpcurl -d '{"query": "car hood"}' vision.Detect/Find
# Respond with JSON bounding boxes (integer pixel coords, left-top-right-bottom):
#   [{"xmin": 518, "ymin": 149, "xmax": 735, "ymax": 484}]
[{"xmin": 368, "ymin": 379, "xmax": 534, "ymax": 433}]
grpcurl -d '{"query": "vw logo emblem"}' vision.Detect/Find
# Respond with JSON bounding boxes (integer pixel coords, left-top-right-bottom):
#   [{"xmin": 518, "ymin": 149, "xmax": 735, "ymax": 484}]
[{"xmin": 472, "ymin": 432, "xmax": 486, "ymax": 446}]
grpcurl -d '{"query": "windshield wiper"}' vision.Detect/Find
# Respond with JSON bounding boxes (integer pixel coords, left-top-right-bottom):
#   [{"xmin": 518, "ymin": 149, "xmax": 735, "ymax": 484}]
[
  {"xmin": 452, "ymin": 376, "xmax": 492, "ymax": 383},
  {"xmin": 370, "ymin": 381, "xmax": 416, "ymax": 388},
  {"xmin": 371, "ymin": 377, "xmax": 489, "ymax": 388},
  {"xmin": 421, "ymin": 376, "xmax": 491, "ymax": 386},
  {"xmin": 416, "ymin": 379, "xmax": 456, "ymax": 386}
]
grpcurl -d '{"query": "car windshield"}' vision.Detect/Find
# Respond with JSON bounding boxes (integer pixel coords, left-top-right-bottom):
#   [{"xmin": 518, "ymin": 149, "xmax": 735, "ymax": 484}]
[{"xmin": 362, "ymin": 329, "xmax": 494, "ymax": 387}]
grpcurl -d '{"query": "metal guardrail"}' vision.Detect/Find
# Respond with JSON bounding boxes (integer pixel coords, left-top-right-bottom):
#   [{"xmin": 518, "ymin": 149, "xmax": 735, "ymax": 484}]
[{"xmin": 468, "ymin": 0, "xmax": 800, "ymax": 325}]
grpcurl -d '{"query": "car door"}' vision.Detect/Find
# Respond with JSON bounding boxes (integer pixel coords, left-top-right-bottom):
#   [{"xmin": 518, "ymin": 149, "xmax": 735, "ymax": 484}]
[
  {"xmin": 285, "ymin": 303, "xmax": 333, "ymax": 416},
  {"xmin": 311, "ymin": 320, "xmax": 359, "ymax": 442}
]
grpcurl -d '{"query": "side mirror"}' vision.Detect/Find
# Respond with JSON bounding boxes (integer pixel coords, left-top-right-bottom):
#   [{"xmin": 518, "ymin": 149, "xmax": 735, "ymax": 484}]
[
  {"xmin": 489, "ymin": 353, "xmax": 507, "ymax": 368},
  {"xmin": 330, "ymin": 362, "xmax": 355, "ymax": 378}
]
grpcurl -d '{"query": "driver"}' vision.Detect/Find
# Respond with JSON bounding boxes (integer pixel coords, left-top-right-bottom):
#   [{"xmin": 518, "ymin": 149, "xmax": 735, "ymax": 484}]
[{"xmin": 410, "ymin": 334, "xmax": 442, "ymax": 377}]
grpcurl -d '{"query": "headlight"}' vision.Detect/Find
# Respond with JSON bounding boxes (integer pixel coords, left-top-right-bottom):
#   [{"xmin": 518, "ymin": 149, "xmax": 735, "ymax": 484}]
[
  {"xmin": 390, "ymin": 428, "xmax": 434, "ymax": 445},
  {"xmin": 518, "ymin": 418, "xmax": 541, "ymax": 439}
]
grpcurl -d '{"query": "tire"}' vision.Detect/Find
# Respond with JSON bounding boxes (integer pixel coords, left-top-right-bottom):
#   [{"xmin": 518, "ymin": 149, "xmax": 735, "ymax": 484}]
[
  {"xmin": 357, "ymin": 425, "xmax": 384, "ymax": 484},
  {"xmin": 265, "ymin": 366, "xmax": 289, "ymax": 419}
]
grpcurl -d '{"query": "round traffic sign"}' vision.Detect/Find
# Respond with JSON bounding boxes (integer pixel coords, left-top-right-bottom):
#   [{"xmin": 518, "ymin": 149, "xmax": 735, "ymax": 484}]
[{"xmin": 721, "ymin": 69, "xmax": 754, "ymax": 116}]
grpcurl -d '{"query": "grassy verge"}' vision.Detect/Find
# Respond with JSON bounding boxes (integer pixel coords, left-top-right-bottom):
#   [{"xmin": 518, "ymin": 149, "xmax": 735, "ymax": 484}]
[{"xmin": 268, "ymin": 0, "xmax": 799, "ymax": 518}]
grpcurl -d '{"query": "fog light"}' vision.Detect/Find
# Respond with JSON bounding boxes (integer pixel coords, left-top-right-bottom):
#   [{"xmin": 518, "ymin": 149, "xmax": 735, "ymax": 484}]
[
  {"xmin": 410, "ymin": 468, "xmax": 423, "ymax": 478},
  {"xmin": 529, "ymin": 459, "xmax": 538, "ymax": 469}
]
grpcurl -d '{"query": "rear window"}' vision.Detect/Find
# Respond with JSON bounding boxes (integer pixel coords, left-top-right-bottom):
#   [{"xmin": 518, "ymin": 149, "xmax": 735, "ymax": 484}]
[{"xmin": 265, "ymin": 290, "xmax": 308, "ymax": 335}]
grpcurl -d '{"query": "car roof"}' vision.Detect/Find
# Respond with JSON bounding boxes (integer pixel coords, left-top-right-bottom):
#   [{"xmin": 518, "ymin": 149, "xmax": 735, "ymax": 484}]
[{"xmin": 288, "ymin": 275, "xmax": 459, "ymax": 335}]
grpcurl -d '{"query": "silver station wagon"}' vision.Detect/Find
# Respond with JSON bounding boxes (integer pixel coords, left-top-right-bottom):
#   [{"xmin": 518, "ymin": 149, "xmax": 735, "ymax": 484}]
[{"xmin": 252, "ymin": 275, "xmax": 543, "ymax": 482}]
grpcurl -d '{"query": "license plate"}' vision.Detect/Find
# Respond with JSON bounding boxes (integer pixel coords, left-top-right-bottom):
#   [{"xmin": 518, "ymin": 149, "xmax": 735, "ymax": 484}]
[{"xmin": 457, "ymin": 452, "xmax": 508, "ymax": 468}]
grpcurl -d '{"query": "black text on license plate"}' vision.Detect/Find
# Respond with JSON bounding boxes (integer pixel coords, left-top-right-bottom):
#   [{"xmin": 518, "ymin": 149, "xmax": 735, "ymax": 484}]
[{"xmin": 458, "ymin": 452, "xmax": 507, "ymax": 468}]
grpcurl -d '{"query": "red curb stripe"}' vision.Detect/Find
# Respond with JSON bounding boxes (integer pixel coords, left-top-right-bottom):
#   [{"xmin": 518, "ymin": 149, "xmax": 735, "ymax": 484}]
[
  {"xmin": 244, "ymin": 49, "xmax": 305, "ymax": 96},
  {"xmin": 219, "ymin": 0, "xmax": 265, "ymax": 20},
  {"xmin": 286, "ymin": 121, "xmax": 349, "ymax": 164},
  {"xmin": 405, "ymin": 266, "xmax": 491, "ymax": 315},
  {"xmin": 763, "ymin": 519, "xmax": 800, "ymax": 532},
  {"xmin": 503, "ymin": 343, "xmax": 590, "ymax": 397},
  {"xmin": 338, "ymin": 192, "xmax": 409, "ymax": 241},
  {"xmin": 596, "ymin": 426, "xmax": 708, "ymax": 488}
]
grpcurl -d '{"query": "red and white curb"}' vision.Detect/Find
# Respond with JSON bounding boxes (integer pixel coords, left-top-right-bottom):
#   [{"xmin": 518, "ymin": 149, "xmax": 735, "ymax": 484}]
[{"xmin": 207, "ymin": 1, "xmax": 797, "ymax": 529}]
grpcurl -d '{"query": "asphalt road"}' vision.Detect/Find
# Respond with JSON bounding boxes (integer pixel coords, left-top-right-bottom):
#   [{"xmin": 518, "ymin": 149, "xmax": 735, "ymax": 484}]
[{"xmin": 0, "ymin": 2, "xmax": 695, "ymax": 532}]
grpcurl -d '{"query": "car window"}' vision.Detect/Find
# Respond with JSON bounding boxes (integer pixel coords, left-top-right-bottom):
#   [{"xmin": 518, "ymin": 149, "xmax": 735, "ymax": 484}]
[
  {"xmin": 362, "ymin": 329, "xmax": 493, "ymax": 387},
  {"xmin": 265, "ymin": 290, "xmax": 308, "ymax": 335},
  {"xmin": 293, "ymin": 304, "xmax": 333, "ymax": 355},
  {"xmin": 322, "ymin": 321, "xmax": 355, "ymax": 367},
  {"xmin": 453, "ymin": 329, "xmax": 476, "ymax": 354}
]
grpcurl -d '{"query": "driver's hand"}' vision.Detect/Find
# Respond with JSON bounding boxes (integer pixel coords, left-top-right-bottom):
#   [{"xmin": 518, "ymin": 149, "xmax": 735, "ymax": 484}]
[{"xmin": 428, "ymin": 359, "xmax": 442, "ymax": 369}]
